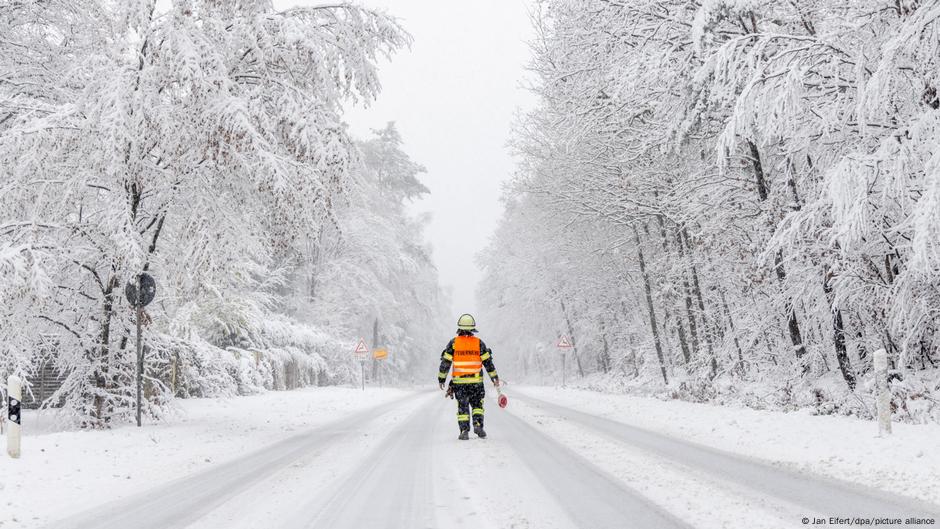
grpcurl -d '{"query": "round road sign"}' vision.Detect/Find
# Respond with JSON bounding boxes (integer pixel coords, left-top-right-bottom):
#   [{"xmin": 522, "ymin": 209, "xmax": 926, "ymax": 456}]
[{"xmin": 125, "ymin": 273, "xmax": 157, "ymax": 308}]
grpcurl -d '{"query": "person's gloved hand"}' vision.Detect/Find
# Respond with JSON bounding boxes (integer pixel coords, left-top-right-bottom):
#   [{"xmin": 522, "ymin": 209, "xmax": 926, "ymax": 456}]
[
  {"xmin": 493, "ymin": 379, "xmax": 500, "ymax": 388},
  {"xmin": 439, "ymin": 381, "xmax": 445, "ymax": 390}
]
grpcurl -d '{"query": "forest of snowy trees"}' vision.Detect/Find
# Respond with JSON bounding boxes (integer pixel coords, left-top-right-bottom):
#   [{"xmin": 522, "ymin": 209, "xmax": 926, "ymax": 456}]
[
  {"xmin": 0, "ymin": 1, "xmax": 447, "ymax": 426},
  {"xmin": 480, "ymin": 0, "xmax": 940, "ymax": 422},
  {"xmin": 3, "ymin": 0, "xmax": 939, "ymax": 427}
]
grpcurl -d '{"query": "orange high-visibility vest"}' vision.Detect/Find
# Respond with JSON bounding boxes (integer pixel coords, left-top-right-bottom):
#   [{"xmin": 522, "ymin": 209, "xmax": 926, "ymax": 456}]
[{"xmin": 452, "ymin": 336, "xmax": 482, "ymax": 376}]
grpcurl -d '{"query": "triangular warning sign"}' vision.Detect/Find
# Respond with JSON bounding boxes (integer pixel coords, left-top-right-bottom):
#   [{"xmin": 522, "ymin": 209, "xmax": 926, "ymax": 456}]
[
  {"xmin": 354, "ymin": 338, "xmax": 369, "ymax": 355},
  {"xmin": 557, "ymin": 335, "xmax": 573, "ymax": 348}
]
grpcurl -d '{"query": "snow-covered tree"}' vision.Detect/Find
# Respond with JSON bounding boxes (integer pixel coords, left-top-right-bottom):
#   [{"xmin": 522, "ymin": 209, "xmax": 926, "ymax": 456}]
[
  {"xmin": 484, "ymin": 0, "xmax": 940, "ymax": 422},
  {"xmin": 291, "ymin": 122, "xmax": 449, "ymax": 382},
  {"xmin": 0, "ymin": 0, "xmax": 415, "ymax": 426}
]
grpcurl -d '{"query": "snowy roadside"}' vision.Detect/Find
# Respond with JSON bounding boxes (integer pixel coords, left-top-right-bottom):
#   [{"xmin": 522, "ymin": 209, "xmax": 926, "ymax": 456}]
[
  {"xmin": 505, "ymin": 398, "xmax": 793, "ymax": 529},
  {"xmin": 514, "ymin": 385, "xmax": 940, "ymax": 508},
  {"xmin": 0, "ymin": 387, "xmax": 415, "ymax": 528}
]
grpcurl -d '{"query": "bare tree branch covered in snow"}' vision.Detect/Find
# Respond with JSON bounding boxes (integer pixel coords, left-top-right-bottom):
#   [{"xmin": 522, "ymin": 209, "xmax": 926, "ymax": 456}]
[{"xmin": 481, "ymin": 0, "xmax": 940, "ymax": 421}]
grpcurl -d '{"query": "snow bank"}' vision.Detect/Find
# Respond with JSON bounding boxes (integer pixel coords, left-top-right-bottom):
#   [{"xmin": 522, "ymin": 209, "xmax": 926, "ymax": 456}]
[
  {"xmin": 0, "ymin": 386, "xmax": 411, "ymax": 528},
  {"xmin": 517, "ymin": 385, "xmax": 940, "ymax": 507},
  {"xmin": 573, "ymin": 368, "xmax": 940, "ymax": 424}
]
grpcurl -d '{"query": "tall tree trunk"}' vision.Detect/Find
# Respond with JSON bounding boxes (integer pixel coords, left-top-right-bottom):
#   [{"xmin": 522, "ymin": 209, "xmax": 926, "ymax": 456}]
[
  {"xmin": 92, "ymin": 275, "xmax": 120, "ymax": 427},
  {"xmin": 675, "ymin": 230, "xmax": 701, "ymax": 357},
  {"xmin": 598, "ymin": 316, "xmax": 612, "ymax": 373},
  {"xmin": 656, "ymin": 215, "xmax": 691, "ymax": 364},
  {"xmin": 751, "ymin": 142, "xmax": 809, "ymax": 371},
  {"xmin": 600, "ymin": 333, "xmax": 611, "ymax": 373},
  {"xmin": 673, "ymin": 313, "xmax": 691, "ymax": 364},
  {"xmin": 775, "ymin": 251, "xmax": 809, "ymax": 370},
  {"xmin": 748, "ymin": 140, "xmax": 770, "ymax": 201},
  {"xmin": 559, "ymin": 298, "xmax": 585, "ymax": 378},
  {"xmin": 682, "ymin": 228, "xmax": 717, "ymax": 377},
  {"xmin": 644, "ymin": 223, "xmax": 675, "ymax": 370},
  {"xmin": 720, "ymin": 289, "xmax": 745, "ymax": 375},
  {"xmin": 823, "ymin": 267, "xmax": 857, "ymax": 390},
  {"xmin": 634, "ymin": 226, "xmax": 668, "ymax": 384}
]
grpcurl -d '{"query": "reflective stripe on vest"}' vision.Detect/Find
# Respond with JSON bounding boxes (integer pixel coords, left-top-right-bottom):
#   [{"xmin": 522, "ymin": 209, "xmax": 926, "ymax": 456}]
[{"xmin": 452, "ymin": 335, "xmax": 482, "ymax": 377}]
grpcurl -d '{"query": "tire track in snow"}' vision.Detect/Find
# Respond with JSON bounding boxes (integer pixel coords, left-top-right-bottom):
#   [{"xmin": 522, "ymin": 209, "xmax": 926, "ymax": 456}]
[
  {"xmin": 516, "ymin": 393, "xmax": 940, "ymax": 523},
  {"xmin": 488, "ymin": 403, "xmax": 694, "ymax": 529},
  {"xmin": 50, "ymin": 391, "xmax": 425, "ymax": 529},
  {"xmin": 507, "ymin": 398, "xmax": 799, "ymax": 528},
  {"xmin": 290, "ymin": 394, "xmax": 443, "ymax": 529},
  {"xmin": 293, "ymin": 391, "xmax": 581, "ymax": 529}
]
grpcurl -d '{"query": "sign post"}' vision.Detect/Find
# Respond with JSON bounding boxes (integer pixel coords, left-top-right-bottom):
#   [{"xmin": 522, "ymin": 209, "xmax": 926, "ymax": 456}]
[
  {"xmin": 7, "ymin": 375, "xmax": 21, "ymax": 458},
  {"xmin": 373, "ymin": 348, "xmax": 388, "ymax": 388},
  {"xmin": 125, "ymin": 273, "xmax": 156, "ymax": 427},
  {"xmin": 354, "ymin": 339, "xmax": 369, "ymax": 390},
  {"xmin": 557, "ymin": 335, "xmax": 573, "ymax": 387}
]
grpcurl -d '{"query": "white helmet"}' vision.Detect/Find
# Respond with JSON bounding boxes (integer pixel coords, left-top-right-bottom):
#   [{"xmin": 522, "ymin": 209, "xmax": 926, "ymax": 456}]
[{"xmin": 457, "ymin": 313, "xmax": 477, "ymax": 331}]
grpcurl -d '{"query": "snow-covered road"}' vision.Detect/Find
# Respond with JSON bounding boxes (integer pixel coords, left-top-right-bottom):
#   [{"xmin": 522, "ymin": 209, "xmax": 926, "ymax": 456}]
[
  {"xmin": 511, "ymin": 393, "xmax": 939, "ymax": 528},
  {"xmin": 40, "ymin": 387, "xmax": 938, "ymax": 529}
]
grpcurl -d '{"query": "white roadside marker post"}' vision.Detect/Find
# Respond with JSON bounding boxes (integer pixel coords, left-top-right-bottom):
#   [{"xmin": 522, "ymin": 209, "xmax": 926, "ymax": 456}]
[
  {"xmin": 7, "ymin": 375, "xmax": 22, "ymax": 458},
  {"xmin": 874, "ymin": 348, "xmax": 891, "ymax": 436}
]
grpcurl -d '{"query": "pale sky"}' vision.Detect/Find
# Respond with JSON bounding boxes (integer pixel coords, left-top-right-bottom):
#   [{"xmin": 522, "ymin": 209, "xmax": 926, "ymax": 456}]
[{"xmin": 336, "ymin": 1, "xmax": 536, "ymax": 318}]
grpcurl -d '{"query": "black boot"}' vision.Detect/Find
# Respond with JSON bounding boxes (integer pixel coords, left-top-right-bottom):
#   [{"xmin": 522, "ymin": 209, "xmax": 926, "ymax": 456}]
[
  {"xmin": 473, "ymin": 420, "xmax": 486, "ymax": 438},
  {"xmin": 458, "ymin": 430, "xmax": 469, "ymax": 440}
]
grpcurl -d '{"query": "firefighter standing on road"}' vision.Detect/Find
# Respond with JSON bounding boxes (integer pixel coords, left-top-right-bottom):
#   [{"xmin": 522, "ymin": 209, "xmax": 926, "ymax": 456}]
[{"xmin": 438, "ymin": 314, "xmax": 499, "ymax": 440}]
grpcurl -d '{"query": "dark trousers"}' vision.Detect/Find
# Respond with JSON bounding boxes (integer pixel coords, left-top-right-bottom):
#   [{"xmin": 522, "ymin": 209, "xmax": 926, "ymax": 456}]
[{"xmin": 453, "ymin": 383, "xmax": 484, "ymax": 431}]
